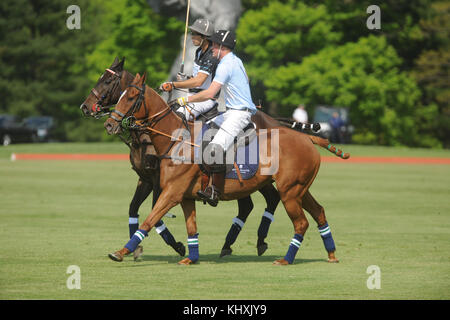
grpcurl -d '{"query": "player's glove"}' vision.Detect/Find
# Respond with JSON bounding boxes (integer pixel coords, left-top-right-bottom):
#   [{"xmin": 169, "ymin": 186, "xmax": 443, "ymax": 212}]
[
  {"xmin": 159, "ymin": 82, "xmax": 174, "ymax": 92},
  {"xmin": 177, "ymin": 96, "xmax": 189, "ymax": 106}
]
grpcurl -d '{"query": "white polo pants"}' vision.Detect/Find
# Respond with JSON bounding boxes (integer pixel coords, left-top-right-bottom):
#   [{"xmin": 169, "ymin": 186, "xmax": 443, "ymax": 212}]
[
  {"xmin": 209, "ymin": 108, "xmax": 252, "ymax": 151},
  {"xmin": 176, "ymin": 98, "xmax": 216, "ymax": 121}
]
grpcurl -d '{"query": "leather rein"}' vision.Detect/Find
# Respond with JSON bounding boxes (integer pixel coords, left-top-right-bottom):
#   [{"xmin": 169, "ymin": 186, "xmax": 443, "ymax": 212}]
[{"xmin": 109, "ymin": 83, "xmax": 199, "ymax": 159}]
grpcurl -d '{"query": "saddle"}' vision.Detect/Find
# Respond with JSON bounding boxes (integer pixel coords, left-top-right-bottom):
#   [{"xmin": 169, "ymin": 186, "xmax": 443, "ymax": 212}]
[
  {"xmin": 195, "ymin": 120, "xmax": 259, "ymax": 184},
  {"xmin": 169, "ymin": 100, "xmax": 259, "ymax": 185}
]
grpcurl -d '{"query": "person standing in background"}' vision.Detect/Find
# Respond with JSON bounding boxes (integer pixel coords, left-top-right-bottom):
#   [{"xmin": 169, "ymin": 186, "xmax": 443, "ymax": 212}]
[{"xmin": 292, "ymin": 104, "xmax": 308, "ymax": 123}]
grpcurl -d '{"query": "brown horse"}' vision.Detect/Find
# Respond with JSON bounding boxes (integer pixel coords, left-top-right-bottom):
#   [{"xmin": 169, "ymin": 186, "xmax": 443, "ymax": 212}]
[
  {"xmin": 80, "ymin": 58, "xmax": 185, "ymax": 259},
  {"xmin": 81, "ymin": 58, "xmax": 283, "ymax": 257},
  {"xmin": 82, "ymin": 57, "xmax": 348, "ymax": 259},
  {"xmin": 104, "ymin": 72, "xmax": 349, "ymax": 265}
]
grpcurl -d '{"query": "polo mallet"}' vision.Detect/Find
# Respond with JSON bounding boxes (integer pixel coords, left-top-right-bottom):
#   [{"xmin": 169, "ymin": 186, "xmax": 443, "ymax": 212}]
[{"xmin": 180, "ymin": 0, "xmax": 191, "ymax": 76}]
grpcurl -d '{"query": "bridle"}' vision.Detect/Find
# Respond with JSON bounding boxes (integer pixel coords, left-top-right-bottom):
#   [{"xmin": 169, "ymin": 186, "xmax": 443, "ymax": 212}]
[
  {"xmin": 110, "ymin": 83, "xmax": 151, "ymax": 129},
  {"xmin": 90, "ymin": 68, "xmax": 123, "ymax": 118},
  {"xmin": 109, "ymin": 82, "xmax": 199, "ymax": 151}
]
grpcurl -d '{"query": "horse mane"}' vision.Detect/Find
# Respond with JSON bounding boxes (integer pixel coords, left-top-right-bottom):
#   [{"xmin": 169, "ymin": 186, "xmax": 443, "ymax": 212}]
[{"xmin": 147, "ymin": 86, "xmax": 170, "ymax": 109}]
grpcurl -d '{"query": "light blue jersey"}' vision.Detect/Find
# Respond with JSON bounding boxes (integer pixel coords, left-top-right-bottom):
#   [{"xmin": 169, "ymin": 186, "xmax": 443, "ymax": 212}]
[{"xmin": 213, "ymin": 52, "xmax": 257, "ymax": 114}]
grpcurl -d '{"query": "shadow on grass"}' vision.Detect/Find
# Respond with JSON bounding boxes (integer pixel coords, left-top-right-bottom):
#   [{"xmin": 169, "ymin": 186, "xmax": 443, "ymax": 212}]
[{"xmin": 112, "ymin": 253, "xmax": 328, "ymax": 266}]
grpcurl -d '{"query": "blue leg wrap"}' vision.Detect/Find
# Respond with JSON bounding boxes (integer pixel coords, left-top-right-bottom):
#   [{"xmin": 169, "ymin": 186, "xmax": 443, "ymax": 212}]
[
  {"xmin": 125, "ymin": 229, "xmax": 148, "ymax": 252},
  {"xmin": 187, "ymin": 233, "xmax": 199, "ymax": 262},
  {"xmin": 284, "ymin": 234, "xmax": 303, "ymax": 264},
  {"xmin": 318, "ymin": 223, "xmax": 336, "ymax": 252}
]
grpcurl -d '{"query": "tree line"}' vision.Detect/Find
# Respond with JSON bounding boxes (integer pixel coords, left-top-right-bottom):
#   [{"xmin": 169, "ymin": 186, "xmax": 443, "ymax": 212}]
[{"xmin": 0, "ymin": 0, "xmax": 448, "ymax": 147}]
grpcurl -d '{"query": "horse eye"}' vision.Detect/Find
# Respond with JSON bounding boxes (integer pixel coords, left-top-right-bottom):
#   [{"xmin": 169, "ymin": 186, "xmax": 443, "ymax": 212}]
[{"xmin": 105, "ymin": 80, "xmax": 111, "ymax": 84}]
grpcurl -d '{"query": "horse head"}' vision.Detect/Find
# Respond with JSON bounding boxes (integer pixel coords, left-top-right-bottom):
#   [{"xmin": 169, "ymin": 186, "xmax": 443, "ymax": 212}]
[
  {"xmin": 103, "ymin": 72, "xmax": 149, "ymax": 135},
  {"xmin": 80, "ymin": 56, "xmax": 125, "ymax": 117}
]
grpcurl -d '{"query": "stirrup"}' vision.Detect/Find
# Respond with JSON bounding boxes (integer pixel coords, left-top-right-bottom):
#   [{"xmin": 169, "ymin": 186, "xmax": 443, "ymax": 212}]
[{"xmin": 197, "ymin": 186, "xmax": 219, "ymax": 207}]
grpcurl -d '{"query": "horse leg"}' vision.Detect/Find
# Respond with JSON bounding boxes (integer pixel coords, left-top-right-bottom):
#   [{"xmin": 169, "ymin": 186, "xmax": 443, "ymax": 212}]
[
  {"xmin": 108, "ymin": 187, "xmax": 182, "ymax": 262},
  {"xmin": 152, "ymin": 174, "xmax": 185, "ymax": 257},
  {"xmin": 220, "ymin": 196, "xmax": 254, "ymax": 258},
  {"xmin": 302, "ymin": 191, "xmax": 339, "ymax": 263},
  {"xmin": 129, "ymin": 179, "xmax": 151, "ymax": 237},
  {"xmin": 178, "ymin": 199, "xmax": 199, "ymax": 265},
  {"xmin": 127, "ymin": 179, "xmax": 152, "ymax": 259},
  {"xmin": 256, "ymin": 183, "xmax": 281, "ymax": 256},
  {"xmin": 274, "ymin": 185, "xmax": 309, "ymax": 265}
]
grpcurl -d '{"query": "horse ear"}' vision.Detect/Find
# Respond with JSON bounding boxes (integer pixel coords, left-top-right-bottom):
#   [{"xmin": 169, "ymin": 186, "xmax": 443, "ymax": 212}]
[
  {"xmin": 117, "ymin": 57, "xmax": 125, "ymax": 71},
  {"xmin": 111, "ymin": 56, "xmax": 119, "ymax": 67},
  {"xmin": 134, "ymin": 73, "xmax": 141, "ymax": 83},
  {"xmin": 141, "ymin": 72, "xmax": 147, "ymax": 84}
]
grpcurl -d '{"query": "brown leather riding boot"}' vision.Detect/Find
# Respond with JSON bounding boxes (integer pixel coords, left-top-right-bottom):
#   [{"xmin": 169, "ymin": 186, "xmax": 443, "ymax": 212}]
[{"xmin": 197, "ymin": 172, "xmax": 225, "ymax": 207}]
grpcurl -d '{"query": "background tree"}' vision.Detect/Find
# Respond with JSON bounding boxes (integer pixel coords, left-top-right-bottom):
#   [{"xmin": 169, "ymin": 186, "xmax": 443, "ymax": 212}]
[
  {"xmin": 238, "ymin": 0, "xmax": 446, "ymax": 147},
  {"xmin": 85, "ymin": 0, "xmax": 183, "ymax": 86},
  {"xmin": 0, "ymin": 0, "xmax": 102, "ymax": 140},
  {"xmin": 0, "ymin": 0, "xmax": 447, "ymax": 147},
  {"xmin": 0, "ymin": 0, "xmax": 183, "ymax": 142},
  {"xmin": 75, "ymin": 0, "xmax": 183, "ymax": 141},
  {"xmin": 411, "ymin": 1, "xmax": 449, "ymax": 147},
  {"xmin": 237, "ymin": 0, "xmax": 341, "ymax": 115},
  {"xmin": 265, "ymin": 36, "xmax": 436, "ymax": 146}
]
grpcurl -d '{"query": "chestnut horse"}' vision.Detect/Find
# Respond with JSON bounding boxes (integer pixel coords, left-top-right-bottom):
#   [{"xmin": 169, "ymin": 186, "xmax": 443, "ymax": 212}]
[
  {"xmin": 104, "ymin": 72, "xmax": 349, "ymax": 265},
  {"xmin": 83, "ymin": 58, "xmax": 348, "ymax": 261},
  {"xmin": 81, "ymin": 58, "xmax": 281, "ymax": 257},
  {"xmin": 80, "ymin": 58, "xmax": 186, "ymax": 259}
]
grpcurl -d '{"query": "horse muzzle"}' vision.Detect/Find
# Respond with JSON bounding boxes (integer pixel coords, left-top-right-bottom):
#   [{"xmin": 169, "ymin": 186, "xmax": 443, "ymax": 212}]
[
  {"xmin": 104, "ymin": 119, "xmax": 121, "ymax": 135},
  {"xmin": 80, "ymin": 103, "xmax": 91, "ymax": 116}
]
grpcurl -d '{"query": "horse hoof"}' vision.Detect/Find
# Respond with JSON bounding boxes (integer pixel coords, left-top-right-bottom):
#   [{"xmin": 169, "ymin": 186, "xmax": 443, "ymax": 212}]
[
  {"xmin": 273, "ymin": 259, "xmax": 290, "ymax": 266},
  {"xmin": 257, "ymin": 243, "xmax": 268, "ymax": 256},
  {"xmin": 133, "ymin": 245, "xmax": 143, "ymax": 261},
  {"xmin": 178, "ymin": 257, "xmax": 195, "ymax": 265},
  {"xmin": 174, "ymin": 242, "xmax": 186, "ymax": 257},
  {"xmin": 327, "ymin": 252, "xmax": 339, "ymax": 263},
  {"xmin": 108, "ymin": 252, "xmax": 124, "ymax": 262},
  {"xmin": 220, "ymin": 248, "xmax": 232, "ymax": 258}
]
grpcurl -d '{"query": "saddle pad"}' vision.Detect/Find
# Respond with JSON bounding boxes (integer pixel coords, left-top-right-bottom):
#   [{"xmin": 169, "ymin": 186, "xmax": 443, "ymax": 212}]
[{"xmin": 194, "ymin": 123, "xmax": 259, "ymax": 180}]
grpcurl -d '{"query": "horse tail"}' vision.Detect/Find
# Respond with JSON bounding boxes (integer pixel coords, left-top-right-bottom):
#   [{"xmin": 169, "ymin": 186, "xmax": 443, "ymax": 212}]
[
  {"xmin": 272, "ymin": 116, "xmax": 349, "ymax": 159},
  {"xmin": 308, "ymin": 135, "xmax": 350, "ymax": 160}
]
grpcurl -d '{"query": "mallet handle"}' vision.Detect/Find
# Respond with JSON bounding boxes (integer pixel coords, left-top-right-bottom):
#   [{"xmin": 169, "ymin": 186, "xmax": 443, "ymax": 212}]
[{"xmin": 180, "ymin": 0, "xmax": 191, "ymax": 74}]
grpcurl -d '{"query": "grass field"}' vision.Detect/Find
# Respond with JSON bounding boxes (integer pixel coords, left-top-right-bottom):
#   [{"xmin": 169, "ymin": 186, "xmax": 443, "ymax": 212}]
[{"xmin": 0, "ymin": 142, "xmax": 449, "ymax": 300}]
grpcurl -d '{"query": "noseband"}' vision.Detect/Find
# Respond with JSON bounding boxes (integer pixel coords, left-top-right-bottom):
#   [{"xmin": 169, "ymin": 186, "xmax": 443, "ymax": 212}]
[
  {"xmin": 90, "ymin": 68, "xmax": 123, "ymax": 117},
  {"xmin": 110, "ymin": 83, "xmax": 149, "ymax": 129}
]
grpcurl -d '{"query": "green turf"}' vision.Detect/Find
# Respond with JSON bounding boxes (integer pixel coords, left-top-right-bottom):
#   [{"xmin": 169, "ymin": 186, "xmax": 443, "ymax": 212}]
[{"xmin": 0, "ymin": 143, "xmax": 449, "ymax": 299}]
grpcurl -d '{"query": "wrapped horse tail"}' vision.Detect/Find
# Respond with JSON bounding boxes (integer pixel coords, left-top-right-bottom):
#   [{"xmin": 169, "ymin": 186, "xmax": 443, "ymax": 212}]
[{"xmin": 308, "ymin": 135, "xmax": 350, "ymax": 160}]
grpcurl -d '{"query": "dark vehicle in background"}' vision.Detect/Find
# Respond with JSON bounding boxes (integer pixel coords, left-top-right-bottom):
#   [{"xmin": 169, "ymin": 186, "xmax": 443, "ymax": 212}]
[
  {"xmin": 0, "ymin": 115, "xmax": 37, "ymax": 146},
  {"xmin": 313, "ymin": 106, "xmax": 354, "ymax": 144},
  {"xmin": 23, "ymin": 116, "xmax": 56, "ymax": 142}
]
